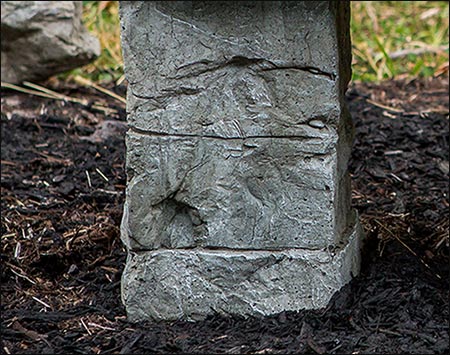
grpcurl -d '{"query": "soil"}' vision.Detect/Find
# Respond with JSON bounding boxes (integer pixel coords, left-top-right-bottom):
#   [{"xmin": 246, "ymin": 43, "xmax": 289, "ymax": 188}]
[{"xmin": 1, "ymin": 73, "xmax": 449, "ymax": 355}]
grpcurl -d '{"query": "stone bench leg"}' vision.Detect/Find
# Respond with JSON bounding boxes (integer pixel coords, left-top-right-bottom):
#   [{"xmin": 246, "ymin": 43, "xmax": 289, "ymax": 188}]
[{"xmin": 119, "ymin": 1, "xmax": 363, "ymax": 322}]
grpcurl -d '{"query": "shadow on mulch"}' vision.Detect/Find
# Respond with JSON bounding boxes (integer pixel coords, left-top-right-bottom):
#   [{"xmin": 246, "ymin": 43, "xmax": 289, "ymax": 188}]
[{"xmin": 1, "ymin": 74, "xmax": 449, "ymax": 354}]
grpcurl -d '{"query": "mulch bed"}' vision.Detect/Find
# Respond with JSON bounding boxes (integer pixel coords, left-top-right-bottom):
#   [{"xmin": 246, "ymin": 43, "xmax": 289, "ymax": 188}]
[{"xmin": 1, "ymin": 73, "xmax": 448, "ymax": 354}]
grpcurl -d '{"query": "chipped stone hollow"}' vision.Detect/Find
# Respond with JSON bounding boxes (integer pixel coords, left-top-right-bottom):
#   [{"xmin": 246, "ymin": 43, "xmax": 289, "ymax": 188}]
[{"xmin": 119, "ymin": 1, "xmax": 363, "ymax": 322}]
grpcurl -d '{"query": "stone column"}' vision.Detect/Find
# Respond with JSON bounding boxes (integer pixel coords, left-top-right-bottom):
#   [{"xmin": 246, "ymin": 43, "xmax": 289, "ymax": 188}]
[{"xmin": 119, "ymin": 1, "xmax": 363, "ymax": 322}]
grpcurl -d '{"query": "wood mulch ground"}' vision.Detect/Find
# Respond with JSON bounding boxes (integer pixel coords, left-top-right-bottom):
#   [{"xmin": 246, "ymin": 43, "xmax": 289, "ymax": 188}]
[{"xmin": 1, "ymin": 73, "xmax": 449, "ymax": 354}]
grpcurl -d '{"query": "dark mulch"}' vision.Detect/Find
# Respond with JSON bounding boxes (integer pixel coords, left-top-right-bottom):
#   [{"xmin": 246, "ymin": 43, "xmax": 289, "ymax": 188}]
[{"xmin": 1, "ymin": 74, "xmax": 449, "ymax": 354}]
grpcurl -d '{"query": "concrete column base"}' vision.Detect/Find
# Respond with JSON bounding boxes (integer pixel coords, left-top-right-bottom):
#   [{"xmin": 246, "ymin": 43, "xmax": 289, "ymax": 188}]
[{"xmin": 122, "ymin": 214, "xmax": 363, "ymax": 322}]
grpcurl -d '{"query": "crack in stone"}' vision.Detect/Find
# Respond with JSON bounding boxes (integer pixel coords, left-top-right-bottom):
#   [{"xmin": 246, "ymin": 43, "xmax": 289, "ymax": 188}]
[
  {"xmin": 132, "ymin": 86, "xmax": 204, "ymax": 101},
  {"xmin": 129, "ymin": 126, "xmax": 329, "ymax": 142},
  {"xmin": 170, "ymin": 56, "xmax": 336, "ymax": 80},
  {"xmin": 260, "ymin": 64, "xmax": 336, "ymax": 80},
  {"xmin": 130, "ymin": 245, "xmax": 337, "ymax": 254},
  {"xmin": 126, "ymin": 232, "xmax": 150, "ymax": 250}
]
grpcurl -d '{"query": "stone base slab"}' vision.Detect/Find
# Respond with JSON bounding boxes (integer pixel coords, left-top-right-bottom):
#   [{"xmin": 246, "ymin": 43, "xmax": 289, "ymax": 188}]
[{"xmin": 122, "ymin": 216, "xmax": 363, "ymax": 322}]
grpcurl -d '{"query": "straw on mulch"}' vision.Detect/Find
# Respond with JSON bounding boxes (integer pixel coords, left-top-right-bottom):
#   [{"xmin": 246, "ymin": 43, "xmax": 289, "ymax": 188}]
[{"xmin": 1, "ymin": 73, "xmax": 448, "ymax": 354}]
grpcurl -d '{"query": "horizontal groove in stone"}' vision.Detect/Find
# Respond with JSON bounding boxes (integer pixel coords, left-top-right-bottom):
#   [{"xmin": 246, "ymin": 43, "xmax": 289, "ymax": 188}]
[
  {"xmin": 132, "ymin": 247, "xmax": 330, "ymax": 254},
  {"xmin": 129, "ymin": 126, "xmax": 331, "ymax": 142}
]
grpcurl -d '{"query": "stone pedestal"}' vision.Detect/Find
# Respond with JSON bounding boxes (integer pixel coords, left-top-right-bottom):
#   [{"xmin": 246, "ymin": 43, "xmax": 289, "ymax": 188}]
[{"xmin": 119, "ymin": 1, "xmax": 363, "ymax": 322}]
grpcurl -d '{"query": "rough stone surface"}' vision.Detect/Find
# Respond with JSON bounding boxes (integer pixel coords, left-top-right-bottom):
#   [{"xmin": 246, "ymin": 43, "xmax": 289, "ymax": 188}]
[
  {"xmin": 119, "ymin": 1, "xmax": 362, "ymax": 321},
  {"xmin": 121, "ymin": 131, "xmax": 353, "ymax": 250},
  {"xmin": 122, "ymin": 216, "xmax": 363, "ymax": 322},
  {"xmin": 121, "ymin": 1, "xmax": 351, "ymax": 138},
  {"xmin": 120, "ymin": 1, "xmax": 354, "ymax": 251},
  {"xmin": 1, "ymin": 1, "xmax": 100, "ymax": 84}
]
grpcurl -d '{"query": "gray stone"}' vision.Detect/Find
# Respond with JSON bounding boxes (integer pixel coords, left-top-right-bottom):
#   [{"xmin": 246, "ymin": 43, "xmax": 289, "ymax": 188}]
[
  {"xmin": 121, "ymin": 129, "xmax": 353, "ymax": 251},
  {"xmin": 119, "ymin": 0, "xmax": 362, "ymax": 321},
  {"xmin": 122, "ymin": 215, "xmax": 363, "ymax": 322},
  {"xmin": 121, "ymin": 1, "xmax": 351, "ymax": 138},
  {"xmin": 127, "ymin": 67, "xmax": 340, "ymax": 138},
  {"xmin": 1, "ymin": 1, "xmax": 100, "ymax": 84},
  {"xmin": 120, "ymin": 0, "xmax": 354, "ymax": 251},
  {"xmin": 308, "ymin": 120, "xmax": 326, "ymax": 129}
]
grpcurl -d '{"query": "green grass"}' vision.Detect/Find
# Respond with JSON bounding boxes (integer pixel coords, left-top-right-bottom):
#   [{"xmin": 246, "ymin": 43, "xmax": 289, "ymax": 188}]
[
  {"xmin": 350, "ymin": 1, "xmax": 449, "ymax": 82},
  {"xmin": 64, "ymin": 1, "xmax": 123, "ymax": 84},
  {"xmin": 72, "ymin": 1, "xmax": 449, "ymax": 84}
]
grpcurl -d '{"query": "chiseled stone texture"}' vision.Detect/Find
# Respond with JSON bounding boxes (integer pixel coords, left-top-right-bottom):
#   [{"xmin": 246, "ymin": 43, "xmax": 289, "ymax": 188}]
[
  {"xmin": 120, "ymin": 0, "xmax": 354, "ymax": 251},
  {"xmin": 119, "ymin": 0, "xmax": 362, "ymax": 321},
  {"xmin": 1, "ymin": 1, "xmax": 100, "ymax": 84},
  {"xmin": 122, "ymin": 217, "xmax": 362, "ymax": 322},
  {"xmin": 121, "ymin": 131, "xmax": 353, "ymax": 250},
  {"xmin": 121, "ymin": 1, "xmax": 351, "ymax": 138}
]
